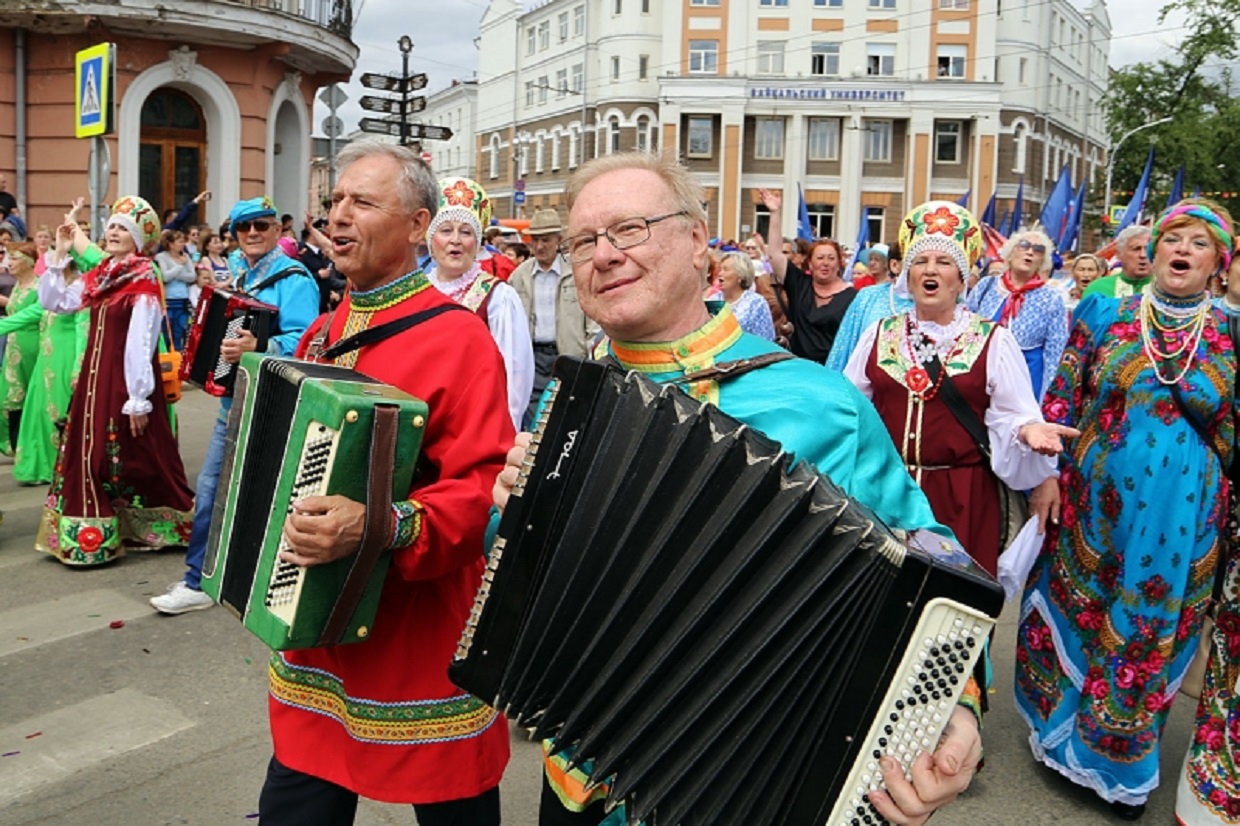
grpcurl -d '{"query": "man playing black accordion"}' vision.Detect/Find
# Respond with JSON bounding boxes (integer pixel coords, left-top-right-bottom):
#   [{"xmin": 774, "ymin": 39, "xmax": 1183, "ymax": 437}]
[{"xmin": 493, "ymin": 152, "xmax": 985, "ymax": 826}]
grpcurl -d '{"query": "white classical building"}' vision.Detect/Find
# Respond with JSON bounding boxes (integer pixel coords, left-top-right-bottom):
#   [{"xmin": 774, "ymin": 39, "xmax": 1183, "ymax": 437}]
[{"xmin": 474, "ymin": 0, "xmax": 1110, "ymax": 244}]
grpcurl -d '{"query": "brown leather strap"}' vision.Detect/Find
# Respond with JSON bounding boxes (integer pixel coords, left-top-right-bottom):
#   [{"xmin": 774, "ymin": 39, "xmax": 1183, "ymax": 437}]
[
  {"xmin": 677, "ymin": 351, "xmax": 796, "ymax": 384},
  {"xmin": 317, "ymin": 404, "xmax": 400, "ymax": 646},
  {"xmin": 304, "ymin": 307, "xmax": 339, "ymax": 362}
]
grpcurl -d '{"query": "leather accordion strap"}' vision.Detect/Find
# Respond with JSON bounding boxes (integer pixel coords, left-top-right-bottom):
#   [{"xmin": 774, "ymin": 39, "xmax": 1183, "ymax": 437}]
[
  {"xmin": 677, "ymin": 351, "xmax": 795, "ymax": 384},
  {"xmin": 316, "ymin": 404, "xmax": 400, "ymax": 647}
]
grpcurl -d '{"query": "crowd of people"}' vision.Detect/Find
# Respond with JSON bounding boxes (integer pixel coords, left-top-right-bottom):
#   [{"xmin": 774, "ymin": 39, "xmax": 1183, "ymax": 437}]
[{"xmin": 2, "ymin": 149, "xmax": 1240, "ymax": 826}]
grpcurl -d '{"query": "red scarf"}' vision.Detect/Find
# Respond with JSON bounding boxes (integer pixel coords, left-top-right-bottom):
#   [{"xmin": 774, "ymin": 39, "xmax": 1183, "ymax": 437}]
[
  {"xmin": 82, "ymin": 254, "xmax": 160, "ymax": 308},
  {"xmin": 999, "ymin": 270, "xmax": 1044, "ymax": 326}
]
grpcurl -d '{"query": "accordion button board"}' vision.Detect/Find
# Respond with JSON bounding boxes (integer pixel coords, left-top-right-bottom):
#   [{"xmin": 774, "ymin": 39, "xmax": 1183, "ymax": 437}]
[{"xmin": 451, "ymin": 356, "xmax": 1005, "ymax": 826}]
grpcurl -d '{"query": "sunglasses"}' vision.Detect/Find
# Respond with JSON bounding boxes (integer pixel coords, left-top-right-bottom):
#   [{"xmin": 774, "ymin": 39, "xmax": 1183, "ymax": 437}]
[
  {"xmin": 1017, "ymin": 239, "xmax": 1047, "ymax": 254},
  {"xmin": 234, "ymin": 219, "xmax": 274, "ymax": 234}
]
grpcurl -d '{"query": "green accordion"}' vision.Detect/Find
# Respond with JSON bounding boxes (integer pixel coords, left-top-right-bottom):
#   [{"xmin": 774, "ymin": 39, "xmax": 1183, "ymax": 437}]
[{"xmin": 201, "ymin": 353, "xmax": 429, "ymax": 650}]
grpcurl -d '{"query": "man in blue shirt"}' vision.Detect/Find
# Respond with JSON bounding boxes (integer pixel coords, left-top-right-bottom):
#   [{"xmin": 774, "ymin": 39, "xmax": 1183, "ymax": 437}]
[{"xmin": 151, "ymin": 196, "xmax": 321, "ymax": 615}]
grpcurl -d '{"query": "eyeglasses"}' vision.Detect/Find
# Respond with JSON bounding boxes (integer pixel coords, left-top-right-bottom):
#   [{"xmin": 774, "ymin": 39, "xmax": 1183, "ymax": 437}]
[
  {"xmin": 1017, "ymin": 239, "xmax": 1047, "ymax": 254},
  {"xmin": 234, "ymin": 219, "xmax": 274, "ymax": 234},
  {"xmin": 560, "ymin": 211, "xmax": 687, "ymax": 263}
]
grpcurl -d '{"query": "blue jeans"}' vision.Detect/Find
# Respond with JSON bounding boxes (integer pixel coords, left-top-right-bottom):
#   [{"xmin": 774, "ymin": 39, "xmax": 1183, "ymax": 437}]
[
  {"xmin": 166, "ymin": 298, "xmax": 192, "ymax": 352},
  {"xmin": 185, "ymin": 411, "xmax": 228, "ymax": 589}
]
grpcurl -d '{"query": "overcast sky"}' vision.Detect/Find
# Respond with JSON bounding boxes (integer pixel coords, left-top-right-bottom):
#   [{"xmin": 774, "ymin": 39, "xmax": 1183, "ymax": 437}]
[{"xmin": 313, "ymin": 0, "xmax": 1183, "ymax": 137}]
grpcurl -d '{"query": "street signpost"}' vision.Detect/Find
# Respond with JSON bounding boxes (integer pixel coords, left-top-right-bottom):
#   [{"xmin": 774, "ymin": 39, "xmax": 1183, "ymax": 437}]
[
  {"xmin": 76, "ymin": 42, "xmax": 116, "ymax": 238},
  {"xmin": 514, "ymin": 192, "xmax": 526, "ymax": 205},
  {"xmin": 359, "ymin": 72, "xmax": 428, "ymax": 94},
  {"xmin": 359, "ymin": 47, "xmax": 446, "ymax": 148},
  {"xmin": 360, "ymin": 95, "xmax": 426, "ymax": 115}
]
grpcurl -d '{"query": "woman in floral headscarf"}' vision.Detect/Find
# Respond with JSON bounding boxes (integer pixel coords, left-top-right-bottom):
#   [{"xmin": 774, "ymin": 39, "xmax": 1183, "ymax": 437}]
[
  {"xmin": 428, "ymin": 177, "xmax": 533, "ymax": 430},
  {"xmin": 842, "ymin": 201, "xmax": 1072, "ymax": 576},
  {"xmin": 35, "ymin": 196, "xmax": 194, "ymax": 566},
  {"xmin": 1018, "ymin": 199, "xmax": 1239, "ymax": 821}
]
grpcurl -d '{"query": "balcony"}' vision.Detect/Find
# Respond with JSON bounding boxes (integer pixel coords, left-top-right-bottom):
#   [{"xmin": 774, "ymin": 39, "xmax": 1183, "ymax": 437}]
[{"xmin": 4, "ymin": 0, "xmax": 358, "ymax": 76}]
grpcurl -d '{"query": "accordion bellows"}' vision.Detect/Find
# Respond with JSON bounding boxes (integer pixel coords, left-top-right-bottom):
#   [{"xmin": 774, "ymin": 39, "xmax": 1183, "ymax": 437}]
[{"xmin": 450, "ymin": 358, "xmax": 1004, "ymax": 826}]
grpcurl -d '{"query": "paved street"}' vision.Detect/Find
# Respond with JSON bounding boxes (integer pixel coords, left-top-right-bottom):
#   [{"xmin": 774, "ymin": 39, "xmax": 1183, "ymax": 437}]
[{"xmin": 0, "ymin": 386, "xmax": 1197, "ymax": 825}]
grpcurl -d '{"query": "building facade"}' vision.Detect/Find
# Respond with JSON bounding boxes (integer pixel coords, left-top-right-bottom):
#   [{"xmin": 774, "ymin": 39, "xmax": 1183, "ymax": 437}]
[
  {"xmin": 475, "ymin": 0, "xmax": 1110, "ymax": 245},
  {"xmin": 0, "ymin": 0, "xmax": 357, "ymax": 233}
]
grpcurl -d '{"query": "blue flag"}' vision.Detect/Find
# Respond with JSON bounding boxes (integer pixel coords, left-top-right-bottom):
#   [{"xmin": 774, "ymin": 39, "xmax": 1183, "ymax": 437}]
[
  {"xmin": 1060, "ymin": 179, "xmax": 1088, "ymax": 253},
  {"xmin": 981, "ymin": 193, "xmax": 997, "ymax": 227},
  {"xmin": 796, "ymin": 185, "xmax": 814, "ymax": 243},
  {"xmin": 1039, "ymin": 165, "xmax": 1073, "ymax": 247},
  {"xmin": 1165, "ymin": 165, "xmax": 1184, "ymax": 210},
  {"xmin": 955, "ymin": 189, "xmax": 971, "ymax": 208},
  {"xmin": 1117, "ymin": 147, "xmax": 1155, "ymax": 233},
  {"xmin": 998, "ymin": 210, "xmax": 1011, "ymax": 237},
  {"xmin": 1010, "ymin": 177, "xmax": 1024, "ymax": 234},
  {"xmin": 847, "ymin": 207, "xmax": 871, "ymax": 279}
]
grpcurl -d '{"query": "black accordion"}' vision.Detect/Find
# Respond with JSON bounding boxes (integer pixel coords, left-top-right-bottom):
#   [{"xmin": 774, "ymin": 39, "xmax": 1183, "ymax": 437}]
[
  {"xmin": 181, "ymin": 283, "xmax": 278, "ymax": 396},
  {"xmin": 450, "ymin": 358, "xmax": 1004, "ymax": 826}
]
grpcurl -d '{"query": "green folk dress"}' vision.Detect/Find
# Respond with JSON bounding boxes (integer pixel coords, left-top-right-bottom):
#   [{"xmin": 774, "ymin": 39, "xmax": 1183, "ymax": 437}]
[
  {"xmin": 0, "ymin": 281, "xmax": 42, "ymax": 455},
  {"xmin": 10, "ymin": 307, "xmax": 87, "ymax": 484}
]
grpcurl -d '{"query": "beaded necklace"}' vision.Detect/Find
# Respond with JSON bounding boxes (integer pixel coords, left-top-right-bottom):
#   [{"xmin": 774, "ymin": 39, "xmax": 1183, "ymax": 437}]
[
  {"xmin": 901, "ymin": 308, "xmax": 971, "ymax": 399},
  {"xmin": 1139, "ymin": 288, "xmax": 1211, "ymax": 386}
]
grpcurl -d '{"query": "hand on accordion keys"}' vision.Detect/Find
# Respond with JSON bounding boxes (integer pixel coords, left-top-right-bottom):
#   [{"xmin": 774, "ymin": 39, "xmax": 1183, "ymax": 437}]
[
  {"xmin": 280, "ymin": 495, "xmax": 367, "ymax": 567},
  {"xmin": 492, "ymin": 432, "xmax": 533, "ymax": 515},
  {"xmin": 867, "ymin": 705, "xmax": 982, "ymax": 826},
  {"xmin": 219, "ymin": 329, "xmax": 259, "ymax": 365}
]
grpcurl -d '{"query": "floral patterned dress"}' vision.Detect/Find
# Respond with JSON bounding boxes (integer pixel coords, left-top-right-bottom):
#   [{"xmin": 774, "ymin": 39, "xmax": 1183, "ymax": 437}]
[
  {"xmin": 1177, "ymin": 541, "xmax": 1240, "ymax": 824},
  {"xmin": 1016, "ymin": 293, "xmax": 1235, "ymax": 806}
]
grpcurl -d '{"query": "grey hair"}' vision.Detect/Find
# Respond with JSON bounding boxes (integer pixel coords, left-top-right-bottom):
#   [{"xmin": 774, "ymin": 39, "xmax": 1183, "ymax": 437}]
[
  {"xmin": 564, "ymin": 151, "xmax": 707, "ymax": 226},
  {"xmin": 335, "ymin": 140, "xmax": 438, "ymax": 218},
  {"xmin": 1000, "ymin": 227, "xmax": 1055, "ymax": 277},
  {"xmin": 719, "ymin": 251, "xmax": 756, "ymax": 289},
  {"xmin": 1115, "ymin": 224, "xmax": 1151, "ymax": 251}
]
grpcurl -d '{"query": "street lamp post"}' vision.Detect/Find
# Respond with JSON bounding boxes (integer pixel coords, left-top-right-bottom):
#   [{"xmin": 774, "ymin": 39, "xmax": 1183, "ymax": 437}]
[
  {"xmin": 398, "ymin": 35, "xmax": 413, "ymax": 147},
  {"xmin": 1103, "ymin": 116, "xmax": 1173, "ymax": 225}
]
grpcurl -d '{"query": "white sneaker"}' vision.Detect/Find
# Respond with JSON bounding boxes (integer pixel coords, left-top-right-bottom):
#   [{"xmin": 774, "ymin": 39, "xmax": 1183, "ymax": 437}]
[{"xmin": 150, "ymin": 582, "xmax": 215, "ymax": 615}]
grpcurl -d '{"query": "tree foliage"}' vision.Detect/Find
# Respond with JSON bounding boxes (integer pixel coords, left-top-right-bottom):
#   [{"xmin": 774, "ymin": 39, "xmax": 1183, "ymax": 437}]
[{"xmin": 1102, "ymin": 0, "xmax": 1240, "ymax": 218}]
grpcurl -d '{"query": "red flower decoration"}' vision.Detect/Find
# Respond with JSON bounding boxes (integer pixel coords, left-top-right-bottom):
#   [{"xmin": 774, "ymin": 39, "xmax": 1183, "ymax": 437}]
[
  {"xmin": 78, "ymin": 526, "xmax": 104, "ymax": 553},
  {"xmin": 923, "ymin": 206, "xmax": 960, "ymax": 237},
  {"xmin": 442, "ymin": 180, "xmax": 477, "ymax": 209}
]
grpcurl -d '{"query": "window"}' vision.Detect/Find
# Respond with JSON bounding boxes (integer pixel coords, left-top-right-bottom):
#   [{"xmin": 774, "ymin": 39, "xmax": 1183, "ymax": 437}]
[
  {"xmin": 754, "ymin": 118, "xmax": 784, "ymax": 160},
  {"xmin": 639, "ymin": 55, "xmax": 649, "ymax": 80},
  {"xmin": 687, "ymin": 116, "xmax": 713, "ymax": 158},
  {"xmin": 526, "ymin": 27, "xmax": 536, "ymax": 55},
  {"xmin": 863, "ymin": 120, "xmax": 892, "ymax": 162},
  {"xmin": 551, "ymin": 133, "xmax": 561, "ymax": 170},
  {"xmin": 574, "ymin": 5, "xmax": 585, "ymax": 35},
  {"xmin": 535, "ymin": 137, "xmax": 544, "ymax": 173},
  {"xmin": 1018, "ymin": 57, "xmax": 1027, "ymax": 83},
  {"xmin": 869, "ymin": 0, "xmax": 896, "ymax": 7},
  {"xmin": 807, "ymin": 204, "xmax": 834, "ymax": 238},
  {"xmin": 807, "ymin": 118, "xmax": 839, "ymax": 161},
  {"xmin": 608, "ymin": 116, "xmax": 621, "ymax": 153},
  {"xmin": 935, "ymin": 121, "xmax": 962, "ymax": 163},
  {"xmin": 539, "ymin": 21, "xmax": 550, "ymax": 50},
  {"xmin": 1012, "ymin": 122, "xmax": 1028, "ymax": 173},
  {"xmin": 614, "ymin": 0, "xmax": 621, "ymax": 13},
  {"xmin": 866, "ymin": 210, "xmax": 885, "ymax": 246},
  {"xmin": 569, "ymin": 129, "xmax": 579, "ymax": 168},
  {"xmin": 866, "ymin": 43, "xmax": 895, "ymax": 76},
  {"xmin": 488, "ymin": 136, "xmax": 500, "ymax": 179},
  {"xmin": 572, "ymin": 63, "xmax": 584, "ymax": 92},
  {"xmin": 611, "ymin": 56, "xmax": 621, "ymax": 81},
  {"xmin": 518, "ymin": 139, "xmax": 529, "ymax": 176},
  {"xmin": 690, "ymin": 0, "xmax": 720, "ymax": 5},
  {"xmin": 525, "ymin": 81, "xmax": 535, "ymax": 107},
  {"xmin": 556, "ymin": 69, "xmax": 568, "ymax": 97},
  {"xmin": 558, "ymin": 11, "xmax": 569, "ymax": 41},
  {"xmin": 637, "ymin": 115, "xmax": 650, "ymax": 151},
  {"xmin": 757, "ymin": 41, "xmax": 785, "ymax": 76},
  {"xmin": 936, "ymin": 45, "xmax": 966, "ymax": 79},
  {"xmin": 689, "ymin": 40, "xmax": 719, "ymax": 74},
  {"xmin": 538, "ymin": 76, "xmax": 549, "ymax": 104},
  {"xmin": 939, "ymin": 0, "xmax": 968, "ymax": 7},
  {"xmin": 814, "ymin": 0, "xmax": 843, "ymax": 6},
  {"xmin": 642, "ymin": 0, "xmax": 650, "ymax": 11},
  {"xmin": 811, "ymin": 42, "xmax": 840, "ymax": 76},
  {"xmin": 759, "ymin": 0, "xmax": 789, "ymax": 5}
]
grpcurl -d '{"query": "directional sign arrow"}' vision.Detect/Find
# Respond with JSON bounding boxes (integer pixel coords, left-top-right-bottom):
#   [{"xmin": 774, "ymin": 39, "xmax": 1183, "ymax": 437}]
[
  {"xmin": 407, "ymin": 123, "xmax": 453, "ymax": 141},
  {"xmin": 359, "ymin": 72, "xmax": 429, "ymax": 94},
  {"xmin": 358, "ymin": 117, "xmax": 402, "ymax": 137},
  {"xmin": 360, "ymin": 95, "xmax": 402, "ymax": 115}
]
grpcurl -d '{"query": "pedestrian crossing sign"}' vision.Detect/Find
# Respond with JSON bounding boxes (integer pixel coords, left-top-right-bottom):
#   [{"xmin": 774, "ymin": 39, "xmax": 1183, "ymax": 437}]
[{"xmin": 75, "ymin": 43, "xmax": 115, "ymax": 138}]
